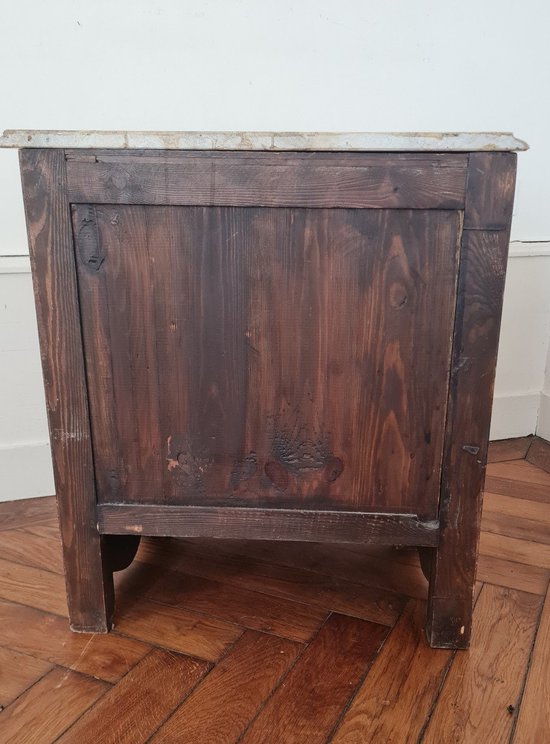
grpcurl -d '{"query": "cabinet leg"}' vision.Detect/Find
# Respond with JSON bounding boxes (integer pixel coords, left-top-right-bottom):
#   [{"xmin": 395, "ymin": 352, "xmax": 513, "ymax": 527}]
[
  {"xmin": 60, "ymin": 528, "xmax": 115, "ymax": 634},
  {"xmin": 424, "ymin": 544, "xmax": 475, "ymax": 650}
]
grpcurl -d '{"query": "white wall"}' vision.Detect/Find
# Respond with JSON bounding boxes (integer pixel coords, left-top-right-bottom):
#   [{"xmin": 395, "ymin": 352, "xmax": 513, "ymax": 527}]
[{"xmin": 1, "ymin": 1, "xmax": 549, "ymax": 500}]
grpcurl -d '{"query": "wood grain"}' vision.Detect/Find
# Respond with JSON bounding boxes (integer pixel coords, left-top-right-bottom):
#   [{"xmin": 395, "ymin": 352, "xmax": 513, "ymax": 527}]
[
  {"xmin": 331, "ymin": 601, "xmax": 452, "ymax": 743},
  {"xmin": 426, "ymin": 152, "xmax": 517, "ymax": 647},
  {"xmin": 0, "ymin": 666, "xmax": 108, "ymax": 744},
  {"xmin": 423, "ymin": 584, "xmax": 541, "ymax": 743},
  {"xmin": 526, "ymin": 436, "xmax": 550, "ymax": 474},
  {"xmin": 0, "ymin": 495, "xmax": 56, "ymax": 532},
  {"xmin": 0, "ymin": 647, "xmax": 52, "ymax": 708},
  {"xmin": 0, "ymin": 528, "xmax": 63, "ymax": 574},
  {"xmin": 239, "ymin": 614, "xmax": 389, "ymax": 743},
  {"xmin": 151, "ymin": 631, "xmax": 301, "ymax": 743},
  {"xmin": 19, "ymin": 149, "xmax": 112, "ymax": 631},
  {"xmin": 81, "ymin": 205, "xmax": 459, "ymax": 517},
  {"xmin": 65, "ymin": 151, "xmax": 468, "ymax": 208},
  {"xmin": 99, "ymin": 505, "xmax": 439, "ymax": 545},
  {"xmin": 0, "ymin": 599, "xmax": 150, "ymax": 683},
  {"xmin": 487, "ymin": 436, "xmax": 533, "ymax": 463},
  {"xmin": 135, "ymin": 538, "xmax": 404, "ymax": 626},
  {"xmin": 513, "ymin": 583, "xmax": 550, "ymax": 743},
  {"xmin": 0, "ymin": 557, "xmax": 67, "ymax": 616},
  {"xmin": 114, "ymin": 597, "xmax": 242, "ymax": 660},
  {"xmin": 58, "ymin": 649, "xmax": 209, "ymax": 744},
  {"xmin": 144, "ymin": 565, "xmax": 327, "ymax": 641}
]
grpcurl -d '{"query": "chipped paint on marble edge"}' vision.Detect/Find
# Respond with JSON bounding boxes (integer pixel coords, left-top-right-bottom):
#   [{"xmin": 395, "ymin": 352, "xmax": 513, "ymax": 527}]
[{"xmin": 0, "ymin": 130, "xmax": 529, "ymax": 151}]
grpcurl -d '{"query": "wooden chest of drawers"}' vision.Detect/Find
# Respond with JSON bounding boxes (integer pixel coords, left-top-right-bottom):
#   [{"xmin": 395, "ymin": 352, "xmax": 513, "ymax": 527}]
[{"xmin": 2, "ymin": 130, "xmax": 525, "ymax": 648}]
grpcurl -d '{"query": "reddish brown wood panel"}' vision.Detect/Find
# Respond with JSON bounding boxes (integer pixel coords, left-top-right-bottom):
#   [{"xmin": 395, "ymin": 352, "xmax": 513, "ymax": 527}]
[
  {"xmin": 74, "ymin": 205, "xmax": 460, "ymax": 516},
  {"xmin": 65, "ymin": 150, "xmax": 468, "ymax": 209}
]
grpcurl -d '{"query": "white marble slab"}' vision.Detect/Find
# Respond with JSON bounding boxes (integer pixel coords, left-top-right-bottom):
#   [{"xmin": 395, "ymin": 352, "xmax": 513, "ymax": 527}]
[{"xmin": 0, "ymin": 130, "xmax": 528, "ymax": 152}]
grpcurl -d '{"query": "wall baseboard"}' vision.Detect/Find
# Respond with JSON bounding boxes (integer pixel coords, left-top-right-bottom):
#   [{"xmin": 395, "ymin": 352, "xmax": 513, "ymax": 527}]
[
  {"xmin": 0, "ymin": 442, "xmax": 54, "ymax": 502},
  {"xmin": 489, "ymin": 393, "xmax": 539, "ymax": 440},
  {"xmin": 536, "ymin": 391, "xmax": 550, "ymax": 441}
]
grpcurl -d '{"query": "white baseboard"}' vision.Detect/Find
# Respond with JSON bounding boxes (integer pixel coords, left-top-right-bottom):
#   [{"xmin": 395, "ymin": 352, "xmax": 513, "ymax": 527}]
[
  {"xmin": 490, "ymin": 393, "xmax": 539, "ymax": 440},
  {"xmin": 0, "ymin": 441, "xmax": 54, "ymax": 502},
  {"xmin": 536, "ymin": 391, "xmax": 550, "ymax": 441}
]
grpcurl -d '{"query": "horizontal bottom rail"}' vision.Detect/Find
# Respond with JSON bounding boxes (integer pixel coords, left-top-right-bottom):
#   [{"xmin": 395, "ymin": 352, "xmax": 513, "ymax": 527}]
[{"xmin": 97, "ymin": 504, "xmax": 439, "ymax": 546}]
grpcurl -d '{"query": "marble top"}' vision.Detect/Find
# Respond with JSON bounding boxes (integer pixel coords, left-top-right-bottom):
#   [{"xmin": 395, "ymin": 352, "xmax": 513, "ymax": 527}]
[{"xmin": 0, "ymin": 130, "xmax": 528, "ymax": 152}]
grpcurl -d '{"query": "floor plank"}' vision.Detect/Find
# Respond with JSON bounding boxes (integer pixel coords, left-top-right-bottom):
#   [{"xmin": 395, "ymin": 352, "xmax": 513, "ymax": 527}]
[
  {"xmin": 0, "ymin": 600, "xmax": 150, "ymax": 683},
  {"xmin": 0, "ymin": 495, "xmax": 56, "ymax": 532},
  {"xmin": 143, "ymin": 563, "xmax": 327, "ymax": 642},
  {"xmin": 0, "ymin": 666, "xmax": 108, "ymax": 744},
  {"xmin": 513, "ymin": 583, "xmax": 550, "ymax": 743},
  {"xmin": 331, "ymin": 601, "xmax": 452, "ymax": 743},
  {"xmin": 480, "ymin": 531, "xmax": 550, "ymax": 570},
  {"xmin": 487, "ymin": 459, "xmax": 550, "ymax": 487},
  {"xmin": 239, "ymin": 614, "xmax": 389, "ymax": 744},
  {"xmin": 482, "ymin": 508, "xmax": 550, "ymax": 546},
  {"xmin": 0, "ymin": 557, "xmax": 67, "ymax": 616},
  {"xmin": 526, "ymin": 436, "xmax": 550, "ymax": 474},
  {"xmin": 152, "ymin": 631, "xmax": 301, "ymax": 743},
  {"xmin": 114, "ymin": 597, "xmax": 242, "ymax": 661},
  {"xmin": 0, "ymin": 528, "xmax": 64, "ymax": 574},
  {"xmin": 58, "ymin": 649, "xmax": 209, "ymax": 744},
  {"xmin": 136, "ymin": 539, "xmax": 404, "ymax": 626},
  {"xmin": 476, "ymin": 554, "xmax": 549, "ymax": 596},
  {"xmin": 422, "ymin": 585, "xmax": 541, "ymax": 743},
  {"xmin": 487, "ymin": 436, "xmax": 532, "ymax": 463},
  {"xmin": 0, "ymin": 647, "xmax": 52, "ymax": 708}
]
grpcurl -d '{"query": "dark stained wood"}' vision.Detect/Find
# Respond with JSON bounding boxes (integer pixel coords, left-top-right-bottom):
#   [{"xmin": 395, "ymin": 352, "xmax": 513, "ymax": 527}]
[
  {"xmin": 488, "ymin": 435, "xmax": 533, "ymax": 463},
  {"xmin": 19, "ymin": 149, "xmax": 113, "ymax": 632},
  {"xmin": 79, "ymin": 205, "xmax": 460, "ymax": 517},
  {"xmin": 151, "ymin": 631, "xmax": 301, "ymax": 743},
  {"xmin": 58, "ymin": 649, "xmax": 209, "ymax": 744},
  {"xmin": 104, "ymin": 535, "xmax": 141, "ymax": 572},
  {"xmin": 239, "ymin": 614, "xmax": 389, "ymax": 743},
  {"xmin": 426, "ymin": 152, "xmax": 517, "ymax": 648},
  {"xmin": 65, "ymin": 151, "xmax": 469, "ymax": 208},
  {"xmin": 526, "ymin": 435, "xmax": 550, "ymax": 474},
  {"xmin": 98, "ymin": 504, "xmax": 439, "ymax": 545}
]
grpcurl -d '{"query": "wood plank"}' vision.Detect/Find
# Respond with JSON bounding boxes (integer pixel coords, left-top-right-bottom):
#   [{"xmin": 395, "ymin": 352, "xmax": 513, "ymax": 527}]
[
  {"xmin": 142, "ymin": 564, "xmax": 327, "ymax": 642},
  {"xmin": 114, "ymin": 597, "xmax": 242, "ymax": 661},
  {"xmin": 58, "ymin": 649, "xmax": 209, "ymax": 744},
  {"xmin": 513, "ymin": 583, "xmax": 550, "ymax": 743},
  {"xmin": 484, "ymin": 475, "xmax": 550, "ymax": 504},
  {"xmin": 135, "ymin": 540, "xmax": 404, "ymax": 626},
  {"xmin": 239, "ymin": 614, "xmax": 389, "ymax": 744},
  {"xmin": 0, "ymin": 647, "xmax": 52, "ymax": 708},
  {"xmin": 331, "ymin": 601, "xmax": 452, "ymax": 743},
  {"xmin": 0, "ymin": 666, "xmax": 108, "ymax": 744},
  {"xmin": 488, "ymin": 436, "xmax": 532, "ymax": 463},
  {"xmin": 423, "ymin": 584, "xmax": 541, "ymax": 743},
  {"xmin": 488, "ymin": 458, "xmax": 550, "ymax": 487},
  {"xmin": 482, "ymin": 508, "xmax": 550, "ymax": 546},
  {"xmin": 426, "ymin": 152, "xmax": 516, "ymax": 647},
  {"xmin": 476, "ymin": 554, "xmax": 549, "ymax": 595},
  {"xmin": 99, "ymin": 505, "xmax": 439, "ymax": 546},
  {"xmin": 0, "ymin": 600, "xmax": 149, "ymax": 683},
  {"xmin": 480, "ymin": 531, "xmax": 550, "ymax": 570},
  {"xmin": 65, "ymin": 151, "xmax": 468, "ymax": 208},
  {"xmin": 19, "ymin": 148, "xmax": 112, "ymax": 631},
  {"xmin": 0, "ymin": 558, "xmax": 67, "ymax": 616},
  {"xmin": 526, "ymin": 436, "xmax": 550, "ymax": 474},
  {"xmin": 483, "ymin": 491, "xmax": 550, "ymax": 526},
  {"xmin": 0, "ymin": 495, "xmax": 56, "ymax": 532},
  {"xmin": 151, "ymin": 631, "xmax": 301, "ymax": 744},
  {"xmin": 0, "ymin": 528, "xmax": 63, "ymax": 574}
]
